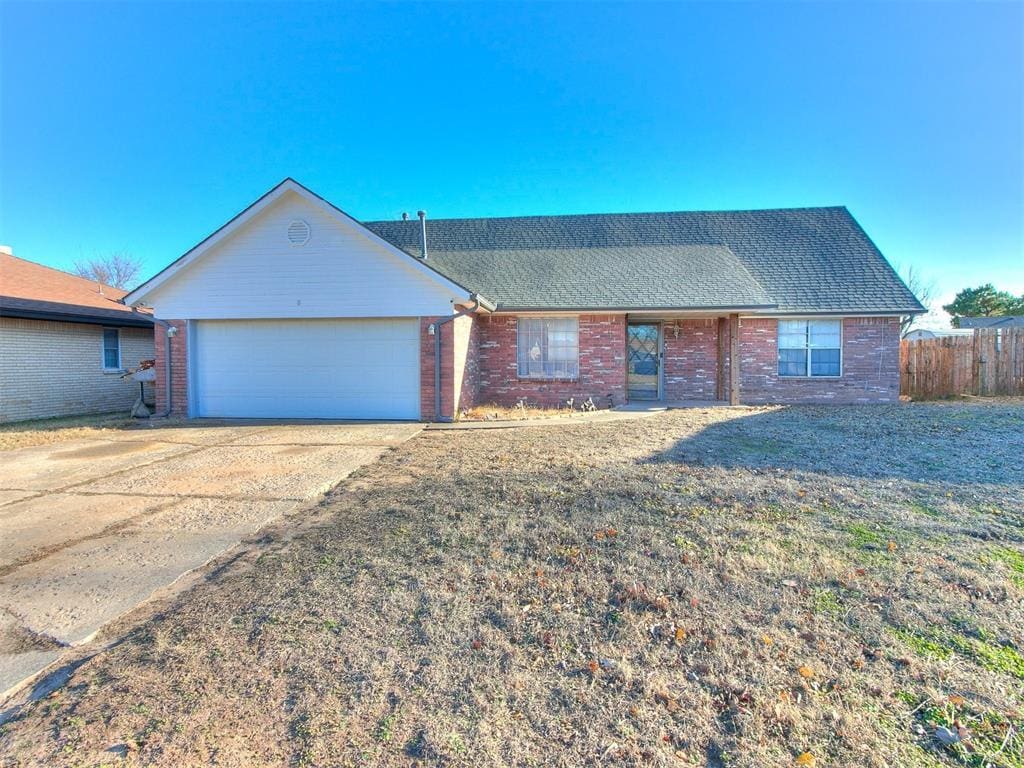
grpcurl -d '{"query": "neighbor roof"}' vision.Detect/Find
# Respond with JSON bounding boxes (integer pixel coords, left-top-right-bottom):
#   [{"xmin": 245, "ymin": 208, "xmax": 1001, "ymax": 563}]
[
  {"xmin": 958, "ymin": 316, "xmax": 1024, "ymax": 329},
  {"xmin": 366, "ymin": 207, "xmax": 924, "ymax": 314},
  {"xmin": 0, "ymin": 252, "xmax": 152, "ymax": 327}
]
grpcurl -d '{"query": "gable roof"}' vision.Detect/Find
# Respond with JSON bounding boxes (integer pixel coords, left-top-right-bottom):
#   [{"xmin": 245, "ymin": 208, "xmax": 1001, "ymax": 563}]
[
  {"xmin": 123, "ymin": 179, "xmax": 474, "ymax": 307},
  {"xmin": 0, "ymin": 252, "xmax": 152, "ymax": 327},
  {"xmin": 366, "ymin": 207, "xmax": 924, "ymax": 314},
  {"xmin": 958, "ymin": 316, "xmax": 1024, "ymax": 329}
]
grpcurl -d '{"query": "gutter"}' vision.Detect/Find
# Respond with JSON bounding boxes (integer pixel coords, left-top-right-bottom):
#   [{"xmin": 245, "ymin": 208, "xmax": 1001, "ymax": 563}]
[
  {"xmin": 133, "ymin": 308, "xmax": 173, "ymax": 418},
  {"xmin": 430, "ymin": 294, "xmax": 486, "ymax": 422},
  {"xmin": 0, "ymin": 306, "xmax": 154, "ymax": 327}
]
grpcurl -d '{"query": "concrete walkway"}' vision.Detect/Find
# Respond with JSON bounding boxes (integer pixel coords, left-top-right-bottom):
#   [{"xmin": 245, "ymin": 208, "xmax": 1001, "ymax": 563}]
[{"xmin": 0, "ymin": 421, "xmax": 421, "ymax": 701}]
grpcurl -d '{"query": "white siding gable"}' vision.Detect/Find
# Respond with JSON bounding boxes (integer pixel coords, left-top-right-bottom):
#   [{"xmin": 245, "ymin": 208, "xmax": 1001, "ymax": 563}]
[{"xmin": 144, "ymin": 190, "xmax": 462, "ymax": 319}]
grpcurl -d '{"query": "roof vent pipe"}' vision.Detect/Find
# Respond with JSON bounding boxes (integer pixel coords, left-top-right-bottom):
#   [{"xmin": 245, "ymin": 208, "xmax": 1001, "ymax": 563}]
[{"xmin": 417, "ymin": 210, "xmax": 427, "ymax": 259}]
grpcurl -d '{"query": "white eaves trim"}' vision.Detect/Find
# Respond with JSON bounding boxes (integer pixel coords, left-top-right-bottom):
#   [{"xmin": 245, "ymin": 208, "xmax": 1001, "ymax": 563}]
[{"xmin": 123, "ymin": 178, "xmax": 475, "ymax": 307}]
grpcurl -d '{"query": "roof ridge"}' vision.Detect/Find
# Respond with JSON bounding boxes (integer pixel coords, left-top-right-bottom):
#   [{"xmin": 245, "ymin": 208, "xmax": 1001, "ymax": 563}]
[{"xmin": 365, "ymin": 205, "xmax": 849, "ymax": 226}]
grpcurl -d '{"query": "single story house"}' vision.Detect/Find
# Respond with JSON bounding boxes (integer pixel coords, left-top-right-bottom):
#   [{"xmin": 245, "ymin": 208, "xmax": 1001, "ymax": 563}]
[
  {"xmin": 123, "ymin": 179, "xmax": 924, "ymax": 421},
  {"xmin": 957, "ymin": 316, "xmax": 1024, "ymax": 329},
  {"xmin": 903, "ymin": 328, "xmax": 974, "ymax": 341},
  {"xmin": 0, "ymin": 248, "xmax": 154, "ymax": 423}
]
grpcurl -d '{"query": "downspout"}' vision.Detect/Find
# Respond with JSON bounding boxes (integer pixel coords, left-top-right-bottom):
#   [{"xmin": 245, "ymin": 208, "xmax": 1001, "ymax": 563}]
[
  {"xmin": 133, "ymin": 308, "xmax": 173, "ymax": 418},
  {"xmin": 431, "ymin": 296, "xmax": 481, "ymax": 422}
]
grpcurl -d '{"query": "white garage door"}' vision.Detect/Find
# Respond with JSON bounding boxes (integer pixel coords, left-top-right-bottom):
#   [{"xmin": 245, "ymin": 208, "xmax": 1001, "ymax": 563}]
[{"xmin": 193, "ymin": 319, "xmax": 420, "ymax": 419}]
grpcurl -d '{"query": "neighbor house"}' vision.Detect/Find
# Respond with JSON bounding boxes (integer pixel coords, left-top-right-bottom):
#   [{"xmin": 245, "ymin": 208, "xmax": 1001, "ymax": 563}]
[
  {"xmin": 0, "ymin": 249, "xmax": 154, "ymax": 423},
  {"xmin": 957, "ymin": 316, "xmax": 1024, "ymax": 329},
  {"xmin": 122, "ymin": 179, "xmax": 924, "ymax": 421}
]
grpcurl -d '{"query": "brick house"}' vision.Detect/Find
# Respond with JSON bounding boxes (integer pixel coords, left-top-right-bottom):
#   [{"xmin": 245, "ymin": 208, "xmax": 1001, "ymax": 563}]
[
  {"xmin": 122, "ymin": 179, "xmax": 923, "ymax": 421},
  {"xmin": 0, "ymin": 250, "xmax": 154, "ymax": 423}
]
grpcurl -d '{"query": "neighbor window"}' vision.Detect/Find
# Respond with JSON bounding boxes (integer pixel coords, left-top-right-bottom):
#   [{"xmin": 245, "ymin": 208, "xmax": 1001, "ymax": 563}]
[
  {"xmin": 778, "ymin": 319, "xmax": 841, "ymax": 377},
  {"xmin": 102, "ymin": 328, "xmax": 121, "ymax": 370},
  {"xmin": 517, "ymin": 317, "xmax": 579, "ymax": 379}
]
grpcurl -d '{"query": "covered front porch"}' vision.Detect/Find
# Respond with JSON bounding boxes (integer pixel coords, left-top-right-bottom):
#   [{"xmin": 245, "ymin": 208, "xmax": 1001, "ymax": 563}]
[{"xmin": 624, "ymin": 314, "xmax": 742, "ymax": 406}]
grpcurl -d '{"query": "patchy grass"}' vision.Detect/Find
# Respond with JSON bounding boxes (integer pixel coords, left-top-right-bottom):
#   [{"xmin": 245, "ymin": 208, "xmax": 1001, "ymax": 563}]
[
  {"xmin": 1, "ymin": 400, "xmax": 1022, "ymax": 768},
  {"xmin": 991, "ymin": 547, "xmax": 1024, "ymax": 590},
  {"xmin": 0, "ymin": 412, "xmax": 136, "ymax": 451}
]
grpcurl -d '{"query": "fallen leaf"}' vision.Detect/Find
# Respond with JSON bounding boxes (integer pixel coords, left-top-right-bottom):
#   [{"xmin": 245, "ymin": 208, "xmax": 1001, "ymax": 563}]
[{"xmin": 798, "ymin": 666, "xmax": 815, "ymax": 679}]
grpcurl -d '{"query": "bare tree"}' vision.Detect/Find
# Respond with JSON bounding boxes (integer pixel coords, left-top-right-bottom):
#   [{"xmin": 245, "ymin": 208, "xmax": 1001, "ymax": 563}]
[
  {"xmin": 73, "ymin": 252, "xmax": 142, "ymax": 289},
  {"xmin": 897, "ymin": 264, "xmax": 937, "ymax": 336}
]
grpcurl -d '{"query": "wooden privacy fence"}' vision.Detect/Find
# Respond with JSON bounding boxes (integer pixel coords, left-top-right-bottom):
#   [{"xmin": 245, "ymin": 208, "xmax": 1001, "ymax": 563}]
[{"xmin": 901, "ymin": 328, "xmax": 1024, "ymax": 399}]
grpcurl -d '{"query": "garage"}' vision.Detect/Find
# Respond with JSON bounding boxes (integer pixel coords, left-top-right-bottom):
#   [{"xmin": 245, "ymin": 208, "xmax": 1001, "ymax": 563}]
[{"xmin": 192, "ymin": 318, "xmax": 420, "ymax": 419}]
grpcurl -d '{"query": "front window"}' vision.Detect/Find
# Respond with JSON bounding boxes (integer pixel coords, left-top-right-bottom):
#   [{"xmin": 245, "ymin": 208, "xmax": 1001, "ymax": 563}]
[
  {"xmin": 517, "ymin": 317, "xmax": 579, "ymax": 379},
  {"xmin": 102, "ymin": 328, "xmax": 121, "ymax": 370},
  {"xmin": 778, "ymin": 319, "xmax": 841, "ymax": 377}
]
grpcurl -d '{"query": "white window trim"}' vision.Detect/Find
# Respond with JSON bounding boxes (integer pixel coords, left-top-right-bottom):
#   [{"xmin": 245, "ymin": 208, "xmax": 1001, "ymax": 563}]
[
  {"xmin": 101, "ymin": 327, "xmax": 122, "ymax": 371},
  {"xmin": 516, "ymin": 316, "xmax": 580, "ymax": 380},
  {"xmin": 777, "ymin": 318, "xmax": 843, "ymax": 378}
]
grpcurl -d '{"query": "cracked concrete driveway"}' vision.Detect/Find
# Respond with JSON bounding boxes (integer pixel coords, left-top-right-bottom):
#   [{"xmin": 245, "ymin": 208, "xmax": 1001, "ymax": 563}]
[{"xmin": 0, "ymin": 421, "xmax": 421, "ymax": 699}]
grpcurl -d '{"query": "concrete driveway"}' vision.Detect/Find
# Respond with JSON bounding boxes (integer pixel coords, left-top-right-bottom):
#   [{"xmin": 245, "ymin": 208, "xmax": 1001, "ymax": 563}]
[{"xmin": 0, "ymin": 421, "xmax": 422, "ymax": 699}]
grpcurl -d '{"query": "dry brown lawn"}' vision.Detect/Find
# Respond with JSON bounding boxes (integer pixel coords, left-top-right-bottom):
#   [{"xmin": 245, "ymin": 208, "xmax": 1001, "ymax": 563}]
[
  {"xmin": 0, "ymin": 413, "xmax": 136, "ymax": 452},
  {"xmin": 1, "ymin": 401, "xmax": 1022, "ymax": 768}
]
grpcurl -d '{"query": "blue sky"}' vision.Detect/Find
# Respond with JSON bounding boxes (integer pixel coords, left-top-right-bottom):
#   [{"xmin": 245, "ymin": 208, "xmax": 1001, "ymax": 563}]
[{"xmin": 1, "ymin": 1, "xmax": 1021, "ymax": 323}]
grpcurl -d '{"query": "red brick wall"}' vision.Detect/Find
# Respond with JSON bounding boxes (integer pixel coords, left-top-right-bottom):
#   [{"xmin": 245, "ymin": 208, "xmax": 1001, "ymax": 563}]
[
  {"xmin": 738, "ymin": 316, "xmax": 901, "ymax": 404},
  {"xmin": 476, "ymin": 314, "xmax": 626, "ymax": 409},
  {"xmin": 452, "ymin": 314, "xmax": 479, "ymax": 415},
  {"xmin": 419, "ymin": 317, "xmax": 446, "ymax": 421},
  {"xmin": 662, "ymin": 319, "xmax": 721, "ymax": 400},
  {"xmin": 154, "ymin": 320, "xmax": 188, "ymax": 416},
  {"xmin": 419, "ymin": 314, "xmax": 480, "ymax": 421}
]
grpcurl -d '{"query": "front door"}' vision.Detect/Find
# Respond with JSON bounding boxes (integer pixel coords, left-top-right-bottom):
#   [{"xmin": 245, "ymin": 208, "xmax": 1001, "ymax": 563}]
[{"xmin": 627, "ymin": 323, "xmax": 661, "ymax": 400}]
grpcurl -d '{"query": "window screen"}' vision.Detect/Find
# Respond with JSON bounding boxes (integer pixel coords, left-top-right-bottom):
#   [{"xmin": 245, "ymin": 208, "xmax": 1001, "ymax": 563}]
[
  {"xmin": 102, "ymin": 328, "xmax": 121, "ymax": 369},
  {"xmin": 517, "ymin": 318, "xmax": 579, "ymax": 378}
]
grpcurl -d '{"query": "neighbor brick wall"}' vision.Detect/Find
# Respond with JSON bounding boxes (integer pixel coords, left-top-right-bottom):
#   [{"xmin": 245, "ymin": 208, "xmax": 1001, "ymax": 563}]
[
  {"xmin": 154, "ymin": 320, "xmax": 188, "ymax": 416},
  {"xmin": 738, "ymin": 316, "xmax": 901, "ymax": 404},
  {"xmin": 0, "ymin": 318, "xmax": 153, "ymax": 423},
  {"xmin": 476, "ymin": 314, "xmax": 627, "ymax": 409},
  {"xmin": 662, "ymin": 318, "xmax": 721, "ymax": 400}
]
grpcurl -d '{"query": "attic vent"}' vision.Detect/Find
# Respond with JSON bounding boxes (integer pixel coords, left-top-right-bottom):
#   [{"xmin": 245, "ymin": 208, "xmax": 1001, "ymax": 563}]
[{"xmin": 286, "ymin": 219, "xmax": 311, "ymax": 246}]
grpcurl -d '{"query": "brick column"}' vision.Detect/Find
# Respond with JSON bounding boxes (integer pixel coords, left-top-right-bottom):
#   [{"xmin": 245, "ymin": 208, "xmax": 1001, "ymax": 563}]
[{"xmin": 154, "ymin": 320, "xmax": 188, "ymax": 416}]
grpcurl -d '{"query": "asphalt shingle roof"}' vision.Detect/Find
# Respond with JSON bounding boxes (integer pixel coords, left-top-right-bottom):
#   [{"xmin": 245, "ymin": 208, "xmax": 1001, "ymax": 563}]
[
  {"xmin": 958, "ymin": 316, "xmax": 1024, "ymax": 329},
  {"xmin": 366, "ymin": 207, "xmax": 924, "ymax": 314},
  {"xmin": 0, "ymin": 252, "xmax": 153, "ymax": 326}
]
